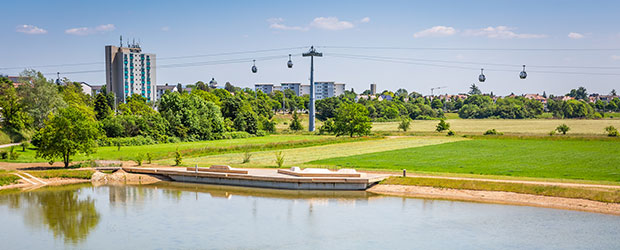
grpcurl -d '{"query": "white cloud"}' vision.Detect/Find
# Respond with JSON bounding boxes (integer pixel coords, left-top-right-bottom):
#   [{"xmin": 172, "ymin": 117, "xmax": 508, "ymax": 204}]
[
  {"xmin": 161, "ymin": 26, "xmax": 170, "ymax": 32},
  {"xmin": 568, "ymin": 32, "xmax": 584, "ymax": 39},
  {"xmin": 16, "ymin": 24, "xmax": 47, "ymax": 34},
  {"xmin": 267, "ymin": 18, "xmax": 308, "ymax": 31},
  {"xmin": 360, "ymin": 17, "xmax": 370, "ymax": 23},
  {"xmin": 611, "ymin": 55, "xmax": 620, "ymax": 61},
  {"xmin": 413, "ymin": 26, "xmax": 456, "ymax": 38},
  {"xmin": 65, "ymin": 24, "xmax": 116, "ymax": 35},
  {"xmin": 464, "ymin": 26, "xmax": 546, "ymax": 39},
  {"xmin": 310, "ymin": 17, "xmax": 354, "ymax": 30}
]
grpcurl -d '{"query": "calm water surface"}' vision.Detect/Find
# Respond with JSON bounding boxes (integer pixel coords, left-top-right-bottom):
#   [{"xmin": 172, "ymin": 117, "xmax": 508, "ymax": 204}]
[{"xmin": 0, "ymin": 182, "xmax": 618, "ymax": 250}]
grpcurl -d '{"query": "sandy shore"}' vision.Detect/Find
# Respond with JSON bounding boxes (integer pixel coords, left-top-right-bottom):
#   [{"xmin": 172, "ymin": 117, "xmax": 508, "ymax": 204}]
[
  {"xmin": 368, "ymin": 184, "xmax": 620, "ymax": 216},
  {"xmin": 0, "ymin": 178, "xmax": 90, "ymax": 191}
]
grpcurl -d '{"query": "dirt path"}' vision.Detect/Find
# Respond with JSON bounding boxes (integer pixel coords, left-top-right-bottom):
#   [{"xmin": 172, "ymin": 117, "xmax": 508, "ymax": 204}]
[
  {"xmin": 369, "ymin": 184, "xmax": 620, "ymax": 215},
  {"xmin": 359, "ymin": 170, "xmax": 620, "ymax": 190}
]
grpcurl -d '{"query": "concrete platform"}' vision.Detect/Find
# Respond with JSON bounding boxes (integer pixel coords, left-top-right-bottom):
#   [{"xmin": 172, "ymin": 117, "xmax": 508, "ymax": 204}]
[{"xmin": 122, "ymin": 167, "xmax": 388, "ymax": 190}]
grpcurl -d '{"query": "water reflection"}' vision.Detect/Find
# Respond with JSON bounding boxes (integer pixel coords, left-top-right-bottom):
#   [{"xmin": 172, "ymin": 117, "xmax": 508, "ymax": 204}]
[{"xmin": 0, "ymin": 184, "xmax": 100, "ymax": 244}]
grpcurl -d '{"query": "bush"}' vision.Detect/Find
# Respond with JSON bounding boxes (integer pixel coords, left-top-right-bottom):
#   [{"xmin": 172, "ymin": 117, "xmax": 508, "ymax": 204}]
[
  {"xmin": 175, "ymin": 149, "xmax": 183, "ymax": 166},
  {"xmin": 146, "ymin": 153, "xmax": 152, "ymax": 164},
  {"xmin": 256, "ymin": 130, "xmax": 268, "ymax": 137},
  {"xmin": 398, "ymin": 117, "xmax": 411, "ymax": 132},
  {"xmin": 483, "ymin": 129, "xmax": 503, "ymax": 135},
  {"xmin": 135, "ymin": 153, "xmax": 144, "ymax": 166},
  {"xmin": 549, "ymin": 130, "xmax": 556, "ymax": 136},
  {"xmin": 8, "ymin": 146, "xmax": 19, "ymax": 160},
  {"xmin": 242, "ymin": 151, "xmax": 252, "ymax": 163},
  {"xmin": 261, "ymin": 118, "xmax": 276, "ymax": 133},
  {"xmin": 436, "ymin": 119, "xmax": 450, "ymax": 132},
  {"xmin": 605, "ymin": 126, "xmax": 619, "ymax": 137},
  {"xmin": 0, "ymin": 151, "xmax": 7, "ymax": 159},
  {"xmin": 556, "ymin": 124, "xmax": 570, "ymax": 135},
  {"xmin": 289, "ymin": 111, "xmax": 303, "ymax": 131},
  {"xmin": 275, "ymin": 151, "xmax": 285, "ymax": 167},
  {"xmin": 319, "ymin": 119, "xmax": 335, "ymax": 135},
  {"xmin": 447, "ymin": 130, "xmax": 455, "ymax": 136}
]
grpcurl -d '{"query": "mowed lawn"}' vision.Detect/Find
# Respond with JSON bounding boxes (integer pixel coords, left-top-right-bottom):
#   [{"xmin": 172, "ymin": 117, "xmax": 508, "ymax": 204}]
[
  {"xmin": 372, "ymin": 119, "xmax": 620, "ymax": 135},
  {"xmin": 176, "ymin": 136, "xmax": 462, "ymax": 168},
  {"xmin": 310, "ymin": 138, "xmax": 620, "ymax": 182},
  {"xmin": 0, "ymin": 135, "xmax": 330, "ymax": 163}
]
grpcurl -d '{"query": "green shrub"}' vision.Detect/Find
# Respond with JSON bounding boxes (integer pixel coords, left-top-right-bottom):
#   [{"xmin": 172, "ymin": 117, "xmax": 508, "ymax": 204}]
[
  {"xmin": 556, "ymin": 124, "xmax": 570, "ymax": 135},
  {"xmin": 605, "ymin": 126, "xmax": 619, "ymax": 137},
  {"xmin": 436, "ymin": 119, "xmax": 450, "ymax": 132},
  {"xmin": 483, "ymin": 129, "xmax": 503, "ymax": 135},
  {"xmin": 549, "ymin": 130, "xmax": 556, "ymax": 136},
  {"xmin": 398, "ymin": 117, "xmax": 411, "ymax": 132},
  {"xmin": 289, "ymin": 111, "xmax": 303, "ymax": 131},
  {"xmin": 135, "ymin": 153, "xmax": 144, "ymax": 166},
  {"xmin": 255, "ymin": 130, "xmax": 268, "ymax": 137},
  {"xmin": 319, "ymin": 119, "xmax": 335, "ymax": 135},
  {"xmin": 8, "ymin": 146, "xmax": 19, "ymax": 160},
  {"xmin": 175, "ymin": 149, "xmax": 183, "ymax": 166},
  {"xmin": 261, "ymin": 118, "xmax": 276, "ymax": 133},
  {"xmin": 20, "ymin": 141, "xmax": 31, "ymax": 152},
  {"xmin": 146, "ymin": 153, "xmax": 152, "ymax": 164},
  {"xmin": 275, "ymin": 151, "xmax": 285, "ymax": 167},
  {"xmin": 447, "ymin": 130, "xmax": 456, "ymax": 136}
]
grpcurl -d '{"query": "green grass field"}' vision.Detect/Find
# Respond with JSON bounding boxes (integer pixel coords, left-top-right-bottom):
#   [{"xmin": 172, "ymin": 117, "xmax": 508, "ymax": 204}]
[
  {"xmin": 372, "ymin": 119, "xmax": 620, "ymax": 135},
  {"xmin": 0, "ymin": 170, "xmax": 19, "ymax": 186},
  {"xmin": 310, "ymin": 137, "xmax": 620, "ymax": 182},
  {"xmin": 0, "ymin": 135, "xmax": 334, "ymax": 163},
  {"xmin": 176, "ymin": 136, "xmax": 462, "ymax": 168}
]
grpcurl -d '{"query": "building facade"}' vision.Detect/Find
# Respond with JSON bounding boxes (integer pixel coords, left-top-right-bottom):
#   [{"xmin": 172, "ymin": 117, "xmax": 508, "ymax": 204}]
[
  {"xmin": 255, "ymin": 83, "xmax": 274, "ymax": 94},
  {"xmin": 370, "ymin": 83, "xmax": 377, "ymax": 95},
  {"xmin": 253, "ymin": 82, "xmax": 346, "ymax": 99},
  {"xmin": 105, "ymin": 43, "xmax": 156, "ymax": 103}
]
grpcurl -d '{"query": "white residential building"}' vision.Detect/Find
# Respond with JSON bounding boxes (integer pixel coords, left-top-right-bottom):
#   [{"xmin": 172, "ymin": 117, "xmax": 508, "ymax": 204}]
[
  {"xmin": 254, "ymin": 81, "xmax": 346, "ymax": 99},
  {"xmin": 255, "ymin": 83, "xmax": 274, "ymax": 94}
]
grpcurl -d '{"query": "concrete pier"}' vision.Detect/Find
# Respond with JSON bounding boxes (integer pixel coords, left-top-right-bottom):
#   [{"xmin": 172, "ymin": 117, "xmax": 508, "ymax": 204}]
[{"xmin": 122, "ymin": 167, "xmax": 388, "ymax": 190}]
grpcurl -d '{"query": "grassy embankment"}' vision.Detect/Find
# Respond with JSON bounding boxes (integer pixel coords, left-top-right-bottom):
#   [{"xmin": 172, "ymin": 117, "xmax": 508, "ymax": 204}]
[
  {"xmin": 371, "ymin": 118, "xmax": 620, "ymax": 136},
  {"xmin": 177, "ymin": 136, "xmax": 462, "ymax": 168},
  {"xmin": 0, "ymin": 135, "xmax": 360, "ymax": 163},
  {"xmin": 310, "ymin": 137, "xmax": 620, "ymax": 183},
  {"xmin": 381, "ymin": 176, "xmax": 620, "ymax": 203},
  {"xmin": 0, "ymin": 170, "xmax": 19, "ymax": 186},
  {"xmin": 25, "ymin": 169, "xmax": 94, "ymax": 179}
]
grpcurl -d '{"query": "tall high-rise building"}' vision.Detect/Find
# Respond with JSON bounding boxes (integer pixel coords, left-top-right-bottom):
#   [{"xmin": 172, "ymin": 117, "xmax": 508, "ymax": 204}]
[
  {"xmin": 370, "ymin": 83, "xmax": 377, "ymax": 95},
  {"xmin": 105, "ymin": 41, "xmax": 156, "ymax": 103}
]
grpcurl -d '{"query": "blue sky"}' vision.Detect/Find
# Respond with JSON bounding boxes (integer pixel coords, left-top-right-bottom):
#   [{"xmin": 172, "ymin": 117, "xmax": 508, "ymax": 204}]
[{"xmin": 2, "ymin": 0, "xmax": 620, "ymax": 95}]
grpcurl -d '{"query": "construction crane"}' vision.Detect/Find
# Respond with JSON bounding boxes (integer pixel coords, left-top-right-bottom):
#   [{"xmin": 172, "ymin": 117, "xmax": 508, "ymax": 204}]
[{"xmin": 430, "ymin": 86, "xmax": 447, "ymax": 96}]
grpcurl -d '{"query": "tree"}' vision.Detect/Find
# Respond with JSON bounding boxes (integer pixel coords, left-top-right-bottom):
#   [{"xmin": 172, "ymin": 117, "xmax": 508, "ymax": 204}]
[
  {"xmin": 398, "ymin": 117, "xmax": 411, "ymax": 132},
  {"xmin": 0, "ymin": 77, "xmax": 30, "ymax": 132},
  {"xmin": 612, "ymin": 89, "xmax": 617, "ymax": 96},
  {"xmin": 436, "ymin": 119, "xmax": 450, "ymax": 132},
  {"xmin": 556, "ymin": 124, "xmax": 570, "ymax": 135},
  {"xmin": 468, "ymin": 84, "xmax": 482, "ymax": 95},
  {"xmin": 605, "ymin": 126, "xmax": 619, "ymax": 137},
  {"xmin": 94, "ymin": 93, "xmax": 112, "ymax": 120},
  {"xmin": 35, "ymin": 106, "xmax": 102, "ymax": 167},
  {"xmin": 158, "ymin": 92, "xmax": 224, "ymax": 140},
  {"xmin": 567, "ymin": 87, "xmax": 588, "ymax": 100},
  {"xmin": 225, "ymin": 82, "xmax": 235, "ymax": 92},
  {"xmin": 195, "ymin": 81, "xmax": 208, "ymax": 91},
  {"xmin": 333, "ymin": 103, "xmax": 372, "ymax": 137},
  {"xmin": 18, "ymin": 70, "xmax": 66, "ymax": 129},
  {"xmin": 289, "ymin": 111, "xmax": 303, "ymax": 131}
]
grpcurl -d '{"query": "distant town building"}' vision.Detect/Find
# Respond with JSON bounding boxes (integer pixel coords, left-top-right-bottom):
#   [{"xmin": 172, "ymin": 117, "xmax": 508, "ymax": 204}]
[
  {"xmin": 523, "ymin": 93, "xmax": 547, "ymax": 104},
  {"xmin": 253, "ymin": 82, "xmax": 346, "ymax": 99},
  {"xmin": 370, "ymin": 83, "xmax": 377, "ymax": 95},
  {"xmin": 255, "ymin": 83, "xmax": 274, "ymax": 94},
  {"xmin": 91, "ymin": 85, "xmax": 104, "ymax": 96},
  {"xmin": 105, "ymin": 40, "xmax": 156, "ymax": 103},
  {"xmin": 79, "ymin": 82, "xmax": 92, "ymax": 96},
  {"xmin": 156, "ymin": 83, "xmax": 178, "ymax": 100}
]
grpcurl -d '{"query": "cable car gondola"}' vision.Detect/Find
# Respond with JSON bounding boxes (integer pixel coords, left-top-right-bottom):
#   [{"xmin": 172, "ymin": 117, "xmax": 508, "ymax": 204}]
[
  {"xmin": 478, "ymin": 68, "xmax": 486, "ymax": 82},
  {"xmin": 519, "ymin": 65, "xmax": 527, "ymax": 79},
  {"xmin": 287, "ymin": 54, "xmax": 293, "ymax": 68},
  {"xmin": 251, "ymin": 60, "xmax": 258, "ymax": 73}
]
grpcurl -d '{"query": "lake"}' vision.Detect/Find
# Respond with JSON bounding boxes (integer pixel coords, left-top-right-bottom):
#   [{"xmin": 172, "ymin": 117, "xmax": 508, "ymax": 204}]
[{"xmin": 0, "ymin": 182, "xmax": 618, "ymax": 249}]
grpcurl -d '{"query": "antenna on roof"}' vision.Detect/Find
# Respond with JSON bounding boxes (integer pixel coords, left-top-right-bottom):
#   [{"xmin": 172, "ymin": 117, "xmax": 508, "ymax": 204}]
[{"xmin": 120, "ymin": 35, "xmax": 123, "ymax": 47}]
